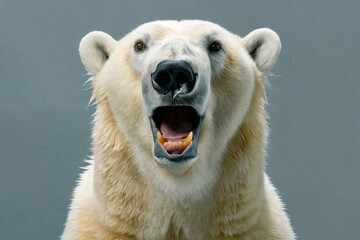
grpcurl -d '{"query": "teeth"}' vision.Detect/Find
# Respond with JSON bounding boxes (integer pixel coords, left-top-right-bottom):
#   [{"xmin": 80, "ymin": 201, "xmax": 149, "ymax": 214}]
[
  {"xmin": 183, "ymin": 131, "xmax": 193, "ymax": 146},
  {"xmin": 157, "ymin": 131, "xmax": 193, "ymax": 153},
  {"xmin": 157, "ymin": 131, "xmax": 165, "ymax": 145}
]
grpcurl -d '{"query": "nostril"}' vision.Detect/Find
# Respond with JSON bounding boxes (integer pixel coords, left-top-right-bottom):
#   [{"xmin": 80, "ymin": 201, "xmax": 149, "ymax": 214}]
[
  {"xmin": 156, "ymin": 72, "xmax": 171, "ymax": 87},
  {"xmin": 176, "ymin": 72, "xmax": 188, "ymax": 86}
]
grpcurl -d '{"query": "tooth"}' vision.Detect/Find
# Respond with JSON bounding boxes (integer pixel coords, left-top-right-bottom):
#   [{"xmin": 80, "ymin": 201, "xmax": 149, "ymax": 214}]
[
  {"xmin": 157, "ymin": 131, "xmax": 165, "ymax": 145},
  {"xmin": 183, "ymin": 131, "xmax": 193, "ymax": 147}
]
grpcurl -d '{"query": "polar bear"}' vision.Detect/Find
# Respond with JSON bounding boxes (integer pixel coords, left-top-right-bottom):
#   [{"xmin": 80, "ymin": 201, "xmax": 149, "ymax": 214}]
[{"xmin": 62, "ymin": 20, "xmax": 295, "ymax": 240}]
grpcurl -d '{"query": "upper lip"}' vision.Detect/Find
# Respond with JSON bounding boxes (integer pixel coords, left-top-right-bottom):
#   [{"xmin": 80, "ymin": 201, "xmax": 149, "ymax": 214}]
[{"xmin": 150, "ymin": 106, "xmax": 202, "ymax": 162}]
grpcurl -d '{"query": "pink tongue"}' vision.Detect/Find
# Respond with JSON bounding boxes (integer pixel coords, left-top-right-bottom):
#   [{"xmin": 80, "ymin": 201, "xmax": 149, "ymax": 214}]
[{"xmin": 160, "ymin": 109, "xmax": 193, "ymax": 139}]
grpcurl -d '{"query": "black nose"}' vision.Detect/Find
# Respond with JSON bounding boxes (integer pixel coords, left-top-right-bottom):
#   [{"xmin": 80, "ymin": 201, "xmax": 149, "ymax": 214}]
[{"xmin": 151, "ymin": 60, "xmax": 196, "ymax": 97}]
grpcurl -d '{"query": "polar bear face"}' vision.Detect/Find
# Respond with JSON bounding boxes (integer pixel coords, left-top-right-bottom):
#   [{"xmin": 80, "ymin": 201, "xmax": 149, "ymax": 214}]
[{"xmin": 79, "ymin": 20, "xmax": 280, "ymax": 200}]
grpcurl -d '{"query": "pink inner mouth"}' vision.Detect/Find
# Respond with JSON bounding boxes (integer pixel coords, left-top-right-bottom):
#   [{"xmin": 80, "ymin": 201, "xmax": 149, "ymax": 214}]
[
  {"xmin": 160, "ymin": 108, "xmax": 193, "ymax": 139},
  {"xmin": 154, "ymin": 106, "xmax": 196, "ymax": 155}
]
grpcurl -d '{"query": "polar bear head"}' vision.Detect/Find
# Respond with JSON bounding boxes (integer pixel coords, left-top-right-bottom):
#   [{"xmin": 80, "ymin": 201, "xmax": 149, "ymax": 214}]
[{"xmin": 79, "ymin": 20, "xmax": 280, "ymax": 201}]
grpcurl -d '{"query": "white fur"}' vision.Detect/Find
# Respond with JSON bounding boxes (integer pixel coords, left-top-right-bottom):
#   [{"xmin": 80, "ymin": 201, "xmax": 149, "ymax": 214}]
[{"xmin": 62, "ymin": 20, "xmax": 295, "ymax": 239}]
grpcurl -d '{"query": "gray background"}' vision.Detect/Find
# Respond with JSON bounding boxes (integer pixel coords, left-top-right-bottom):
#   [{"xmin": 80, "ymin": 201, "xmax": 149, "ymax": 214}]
[{"xmin": 0, "ymin": 0, "xmax": 359, "ymax": 239}]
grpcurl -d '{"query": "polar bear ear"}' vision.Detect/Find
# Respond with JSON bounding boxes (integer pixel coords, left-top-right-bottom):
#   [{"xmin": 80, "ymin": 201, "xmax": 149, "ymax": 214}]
[
  {"xmin": 243, "ymin": 28, "xmax": 281, "ymax": 74},
  {"xmin": 79, "ymin": 31, "xmax": 117, "ymax": 76}
]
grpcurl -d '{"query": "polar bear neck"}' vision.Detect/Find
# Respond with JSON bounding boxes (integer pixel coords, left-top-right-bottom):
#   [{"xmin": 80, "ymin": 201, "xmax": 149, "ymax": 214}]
[{"xmin": 90, "ymin": 78, "xmax": 269, "ymax": 238}]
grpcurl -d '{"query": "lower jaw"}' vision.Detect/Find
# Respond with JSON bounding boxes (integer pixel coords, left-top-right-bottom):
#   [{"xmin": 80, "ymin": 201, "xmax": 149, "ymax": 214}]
[
  {"xmin": 154, "ymin": 153, "xmax": 198, "ymax": 175},
  {"xmin": 154, "ymin": 141, "xmax": 196, "ymax": 162}
]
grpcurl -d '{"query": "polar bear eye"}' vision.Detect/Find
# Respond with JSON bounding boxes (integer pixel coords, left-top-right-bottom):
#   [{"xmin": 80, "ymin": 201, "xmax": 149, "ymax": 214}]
[
  {"xmin": 134, "ymin": 41, "xmax": 145, "ymax": 52},
  {"xmin": 208, "ymin": 42, "xmax": 221, "ymax": 52}
]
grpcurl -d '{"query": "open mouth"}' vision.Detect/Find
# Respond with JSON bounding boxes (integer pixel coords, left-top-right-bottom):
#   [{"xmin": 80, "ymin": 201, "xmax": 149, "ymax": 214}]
[{"xmin": 151, "ymin": 106, "xmax": 202, "ymax": 162}]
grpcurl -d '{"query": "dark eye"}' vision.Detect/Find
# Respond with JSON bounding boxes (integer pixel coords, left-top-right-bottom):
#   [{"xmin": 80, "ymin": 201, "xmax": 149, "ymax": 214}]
[
  {"xmin": 134, "ymin": 41, "xmax": 145, "ymax": 52},
  {"xmin": 208, "ymin": 42, "xmax": 221, "ymax": 52}
]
